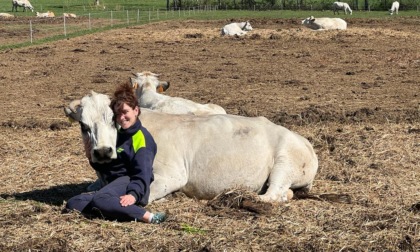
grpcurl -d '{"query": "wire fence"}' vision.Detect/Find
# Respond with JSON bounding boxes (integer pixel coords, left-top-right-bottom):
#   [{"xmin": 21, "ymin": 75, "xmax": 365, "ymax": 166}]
[{"xmin": 0, "ymin": 7, "xmax": 211, "ymax": 48}]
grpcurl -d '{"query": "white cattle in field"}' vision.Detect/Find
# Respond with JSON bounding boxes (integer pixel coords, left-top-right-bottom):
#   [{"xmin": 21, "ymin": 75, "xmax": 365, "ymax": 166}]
[
  {"xmin": 36, "ymin": 11, "xmax": 55, "ymax": 17},
  {"xmin": 302, "ymin": 16, "xmax": 347, "ymax": 30},
  {"xmin": 389, "ymin": 1, "xmax": 399, "ymax": 15},
  {"xmin": 0, "ymin": 13, "xmax": 15, "ymax": 18},
  {"xmin": 131, "ymin": 71, "xmax": 226, "ymax": 115},
  {"xmin": 12, "ymin": 0, "xmax": 34, "ymax": 12},
  {"xmin": 221, "ymin": 21, "xmax": 253, "ymax": 36},
  {"xmin": 63, "ymin": 13, "xmax": 77, "ymax": 18},
  {"xmin": 332, "ymin": 1, "xmax": 352, "ymax": 15},
  {"xmin": 64, "ymin": 91, "xmax": 318, "ymax": 203}
]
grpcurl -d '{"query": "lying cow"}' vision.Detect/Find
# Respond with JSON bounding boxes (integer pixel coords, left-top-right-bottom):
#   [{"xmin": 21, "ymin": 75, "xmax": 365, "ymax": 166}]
[
  {"xmin": 389, "ymin": 1, "xmax": 399, "ymax": 15},
  {"xmin": 0, "ymin": 13, "xmax": 15, "ymax": 18},
  {"xmin": 302, "ymin": 16, "xmax": 347, "ymax": 30},
  {"xmin": 332, "ymin": 1, "xmax": 352, "ymax": 15},
  {"xmin": 12, "ymin": 0, "xmax": 34, "ymax": 12},
  {"xmin": 64, "ymin": 91, "xmax": 318, "ymax": 203},
  {"xmin": 36, "ymin": 11, "xmax": 55, "ymax": 17},
  {"xmin": 221, "ymin": 21, "xmax": 253, "ymax": 36},
  {"xmin": 63, "ymin": 13, "xmax": 77, "ymax": 18},
  {"xmin": 131, "ymin": 71, "xmax": 226, "ymax": 115}
]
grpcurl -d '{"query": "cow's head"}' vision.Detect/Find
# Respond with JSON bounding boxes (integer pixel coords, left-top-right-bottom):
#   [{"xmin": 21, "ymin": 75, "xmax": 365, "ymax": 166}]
[
  {"xmin": 130, "ymin": 71, "xmax": 170, "ymax": 98},
  {"xmin": 302, "ymin": 16, "xmax": 316, "ymax": 25},
  {"xmin": 242, "ymin": 21, "xmax": 253, "ymax": 31},
  {"xmin": 64, "ymin": 91, "xmax": 117, "ymax": 163}
]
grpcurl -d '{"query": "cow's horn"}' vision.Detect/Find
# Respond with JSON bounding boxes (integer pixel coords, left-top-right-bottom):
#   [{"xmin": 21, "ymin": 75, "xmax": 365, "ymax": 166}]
[{"xmin": 69, "ymin": 99, "xmax": 81, "ymax": 113}]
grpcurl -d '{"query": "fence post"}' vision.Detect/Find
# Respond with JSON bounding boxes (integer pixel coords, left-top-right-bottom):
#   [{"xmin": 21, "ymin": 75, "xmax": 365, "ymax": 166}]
[
  {"xmin": 111, "ymin": 10, "xmax": 113, "ymax": 27},
  {"xmin": 149, "ymin": 9, "xmax": 151, "ymax": 22},
  {"xmin": 29, "ymin": 20, "xmax": 33, "ymax": 43},
  {"xmin": 63, "ymin": 15, "xmax": 67, "ymax": 36},
  {"xmin": 137, "ymin": 9, "xmax": 140, "ymax": 23},
  {"xmin": 89, "ymin": 13, "xmax": 91, "ymax": 30},
  {"xmin": 126, "ymin": 10, "xmax": 129, "ymax": 24},
  {"xmin": 157, "ymin": 9, "xmax": 159, "ymax": 19}
]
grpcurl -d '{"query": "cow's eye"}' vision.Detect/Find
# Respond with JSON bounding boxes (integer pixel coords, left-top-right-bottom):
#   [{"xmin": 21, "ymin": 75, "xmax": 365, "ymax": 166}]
[{"xmin": 79, "ymin": 122, "xmax": 90, "ymax": 133}]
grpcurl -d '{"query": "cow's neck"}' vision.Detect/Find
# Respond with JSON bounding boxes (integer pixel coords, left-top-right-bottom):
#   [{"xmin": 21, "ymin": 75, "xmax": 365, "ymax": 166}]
[{"xmin": 140, "ymin": 90, "xmax": 164, "ymax": 107}]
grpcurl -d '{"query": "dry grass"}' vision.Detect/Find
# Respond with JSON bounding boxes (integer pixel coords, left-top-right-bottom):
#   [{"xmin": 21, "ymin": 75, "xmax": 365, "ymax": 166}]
[{"xmin": 0, "ymin": 18, "xmax": 419, "ymax": 251}]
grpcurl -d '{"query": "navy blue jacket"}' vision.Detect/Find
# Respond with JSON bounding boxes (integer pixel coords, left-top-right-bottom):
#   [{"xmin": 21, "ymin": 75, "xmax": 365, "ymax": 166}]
[{"xmin": 90, "ymin": 119, "xmax": 157, "ymax": 206}]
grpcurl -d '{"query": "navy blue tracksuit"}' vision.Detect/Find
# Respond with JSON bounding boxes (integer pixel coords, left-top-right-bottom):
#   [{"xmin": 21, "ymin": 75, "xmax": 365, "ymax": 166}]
[{"xmin": 66, "ymin": 119, "xmax": 157, "ymax": 221}]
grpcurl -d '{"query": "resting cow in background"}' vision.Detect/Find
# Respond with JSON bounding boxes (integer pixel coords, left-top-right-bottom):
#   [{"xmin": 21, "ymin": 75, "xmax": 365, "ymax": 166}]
[
  {"xmin": 0, "ymin": 13, "xmax": 15, "ymax": 18},
  {"xmin": 302, "ymin": 16, "xmax": 347, "ymax": 30},
  {"xmin": 131, "ymin": 71, "xmax": 226, "ymax": 115},
  {"xmin": 221, "ymin": 21, "xmax": 253, "ymax": 36},
  {"xmin": 12, "ymin": 0, "xmax": 34, "ymax": 12},
  {"xmin": 332, "ymin": 1, "xmax": 352, "ymax": 15},
  {"xmin": 63, "ymin": 13, "xmax": 77, "ymax": 18},
  {"xmin": 36, "ymin": 11, "xmax": 55, "ymax": 17},
  {"xmin": 64, "ymin": 90, "xmax": 318, "ymax": 203}
]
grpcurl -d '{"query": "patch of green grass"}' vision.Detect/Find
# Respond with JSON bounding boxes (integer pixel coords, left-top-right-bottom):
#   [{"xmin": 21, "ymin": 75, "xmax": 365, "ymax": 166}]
[{"xmin": 181, "ymin": 223, "xmax": 207, "ymax": 234}]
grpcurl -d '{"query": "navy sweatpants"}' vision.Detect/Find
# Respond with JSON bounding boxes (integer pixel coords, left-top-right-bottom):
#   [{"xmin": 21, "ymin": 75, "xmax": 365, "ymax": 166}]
[{"xmin": 66, "ymin": 176, "xmax": 147, "ymax": 222}]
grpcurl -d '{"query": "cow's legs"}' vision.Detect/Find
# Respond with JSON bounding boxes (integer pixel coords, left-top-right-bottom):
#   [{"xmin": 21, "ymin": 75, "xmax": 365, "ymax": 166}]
[
  {"xmin": 258, "ymin": 161, "xmax": 294, "ymax": 202},
  {"xmin": 148, "ymin": 172, "xmax": 188, "ymax": 203}
]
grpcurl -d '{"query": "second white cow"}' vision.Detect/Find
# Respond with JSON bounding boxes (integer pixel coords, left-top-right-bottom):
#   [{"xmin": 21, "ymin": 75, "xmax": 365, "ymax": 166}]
[
  {"xmin": 221, "ymin": 21, "xmax": 253, "ymax": 36},
  {"xmin": 332, "ymin": 1, "xmax": 352, "ymax": 15},
  {"xmin": 36, "ymin": 11, "xmax": 55, "ymax": 17},
  {"xmin": 131, "ymin": 71, "xmax": 226, "ymax": 115},
  {"xmin": 64, "ymin": 91, "xmax": 319, "ymax": 203},
  {"xmin": 0, "ymin": 13, "xmax": 15, "ymax": 18},
  {"xmin": 389, "ymin": 1, "xmax": 399, "ymax": 15},
  {"xmin": 302, "ymin": 16, "xmax": 347, "ymax": 30},
  {"xmin": 12, "ymin": 0, "xmax": 34, "ymax": 12}
]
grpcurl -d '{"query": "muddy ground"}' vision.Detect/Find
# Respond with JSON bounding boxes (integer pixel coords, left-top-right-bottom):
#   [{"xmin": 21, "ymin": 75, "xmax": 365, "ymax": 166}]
[{"xmin": 0, "ymin": 17, "xmax": 419, "ymax": 251}]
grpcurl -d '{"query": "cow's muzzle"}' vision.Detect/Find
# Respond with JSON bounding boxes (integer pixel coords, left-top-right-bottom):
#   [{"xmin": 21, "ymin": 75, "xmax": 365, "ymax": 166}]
[{"xmin": 93, "ymin": 147, "xmax": 114, "ymax": 163}]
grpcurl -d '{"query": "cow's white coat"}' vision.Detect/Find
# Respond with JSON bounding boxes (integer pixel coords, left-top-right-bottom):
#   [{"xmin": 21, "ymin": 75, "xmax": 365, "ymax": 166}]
[
  {"xmin": 389, "ymin": 1, "xmax": 399, "ymax": 15},
  {"xmin": 332, "ymin": 2, "xmax": 352, "ymax": 15},
  {"xmin": 302, "ymin": 16, "xmax": 347, "ymax": 30},
  {"xmin": 12, "ymin": 0, "xmax": 34, "ymax": 12},
  {"xmin": 0, "ymin": 13, "xmax": 15, "ymax": 18},
  {"xmin": 131, "ymin": 71, "xmax": 226, "ymax": 115},
  {"xmin": 65, "ymin": 92, "xmax": 319, "ymax": 203},
  {"xmin": 36, "ymin": 11, "xmax": 55, "ymax": 17},
  {"xmin": 221, "ymin": 21, "xmax": 253, "ymax": 36}
]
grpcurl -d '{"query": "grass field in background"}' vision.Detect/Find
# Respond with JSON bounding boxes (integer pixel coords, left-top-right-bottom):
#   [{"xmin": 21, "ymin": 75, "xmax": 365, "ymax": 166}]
[
  {"xmin": 0, "ymin": 0, "xmax": 418, "ymax": 51},
  {"xmin": 1, "ymin": 0, "xmax": 419, "ymax": 17}
]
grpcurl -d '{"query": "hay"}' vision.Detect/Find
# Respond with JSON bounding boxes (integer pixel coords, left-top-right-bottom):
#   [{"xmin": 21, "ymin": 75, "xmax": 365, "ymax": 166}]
[{"xmin": 207, "ymin": 187, "xmax": 273, "ymax": 215}]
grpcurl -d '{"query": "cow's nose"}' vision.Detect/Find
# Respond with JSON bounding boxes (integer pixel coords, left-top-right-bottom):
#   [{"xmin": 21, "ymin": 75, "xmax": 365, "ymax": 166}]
[{"xmin": 94, "ymin": 147, "xmax": 113, "ymax": 159}]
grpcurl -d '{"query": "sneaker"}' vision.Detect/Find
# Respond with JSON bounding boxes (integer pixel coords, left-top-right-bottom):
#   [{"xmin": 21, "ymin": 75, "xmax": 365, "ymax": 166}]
[{"xmin": 151, "ymin": 212, "xmax": 167, "ymax": 224}]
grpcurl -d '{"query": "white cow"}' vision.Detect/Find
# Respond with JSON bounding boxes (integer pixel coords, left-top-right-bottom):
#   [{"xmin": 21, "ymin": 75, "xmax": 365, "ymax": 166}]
[
  {"xmin": 0, "ymin": 13, "xmax": 15, "ymax": 18},
  {"xmin": 389, "ymin": 1, "xmax": 399, "ymax": 15},
  {"xmin": 131, "ymin": 71, "xmax": 226, "ymax": 115},
  {"xmin": 12, "ymin": 0, "xmax": 34, "ymax": 12},
  {"xmin": 302, "ymin": 16, "xmax": 347, "ymax": 30},
  {"xmin": 221, "ymin": 21, "xmax": 253, "ymax": 36},
  {"xmin": 332, "ymin": 1, "xmax": 352, "ymax": 15},
  {"xmin": 36, "ymin": 11, "xmax": 55, "ymax": 17},
  {"xmin": 63, "ymin": 13, "xmax": 77, "ymax": 18},
  {"xmin": 64, "ymin": 91, "xmax": 318, "ymax": 203}
]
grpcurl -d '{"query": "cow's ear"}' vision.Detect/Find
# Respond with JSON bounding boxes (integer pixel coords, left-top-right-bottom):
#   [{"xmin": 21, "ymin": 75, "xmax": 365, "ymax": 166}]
[
  {"xmin": 64, "ymin": 100, "xmax": 82, "ymax": 122},
  {"xmin": 157, "ymin": 81, "xmax": 170, "ymax": 93},
  {"xmin": 64, "ymin": 107, "xmax": 81, "ymax": 123}
]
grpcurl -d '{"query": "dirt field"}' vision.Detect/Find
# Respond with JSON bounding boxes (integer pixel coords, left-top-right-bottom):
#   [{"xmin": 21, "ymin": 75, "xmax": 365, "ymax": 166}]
[{"xmin": 0, "ymin": 17, "xmax": 419, "ymax": 251}]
